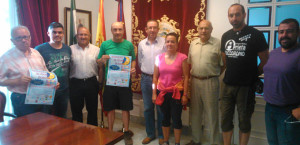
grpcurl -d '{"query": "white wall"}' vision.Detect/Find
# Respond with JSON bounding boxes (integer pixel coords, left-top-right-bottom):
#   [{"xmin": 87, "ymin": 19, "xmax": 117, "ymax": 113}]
[{"xmin": 58, "ymin": 0, "xmax": 99, "ymax": 44}]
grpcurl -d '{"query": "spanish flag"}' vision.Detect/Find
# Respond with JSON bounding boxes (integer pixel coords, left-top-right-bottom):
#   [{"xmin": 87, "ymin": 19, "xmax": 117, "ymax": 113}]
[{"xmin": 95, "ymin": 0, "xmax": 106, "ymax": 47}]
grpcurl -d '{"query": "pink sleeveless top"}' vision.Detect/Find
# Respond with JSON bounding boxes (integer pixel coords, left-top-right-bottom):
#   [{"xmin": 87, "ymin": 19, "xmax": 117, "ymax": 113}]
[{"xmin": 156, "ymin": 52, "xmax": 187, "ymax": 91}]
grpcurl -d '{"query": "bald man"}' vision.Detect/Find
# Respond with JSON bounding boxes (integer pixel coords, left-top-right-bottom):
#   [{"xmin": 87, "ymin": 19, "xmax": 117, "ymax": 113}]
[
  {"xmin": 187, "ymin": 20, "xmax": 224, "ymax": 145},
  {"xmin": 69, "ymin": 26, "xmax": 100, "ymax": 126},
  {"xmin": 97, "ymin": 22, "xmax": 136, "ymax": 145}
]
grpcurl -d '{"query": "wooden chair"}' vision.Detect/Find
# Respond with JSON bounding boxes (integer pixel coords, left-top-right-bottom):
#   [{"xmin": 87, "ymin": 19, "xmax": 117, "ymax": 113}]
[{"xmin": 0, "ymin": 91, "xmax": 16, "ymax": 122}]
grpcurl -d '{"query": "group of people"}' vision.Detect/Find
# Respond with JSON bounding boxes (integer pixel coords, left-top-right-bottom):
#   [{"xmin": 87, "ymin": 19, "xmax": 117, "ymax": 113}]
[{"xmin": 0, "ymin": 3, "xmax": 299, "ymax": 145}]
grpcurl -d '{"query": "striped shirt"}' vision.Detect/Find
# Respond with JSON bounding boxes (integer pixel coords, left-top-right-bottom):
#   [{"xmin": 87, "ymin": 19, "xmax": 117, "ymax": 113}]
[{"xmin": 0, "ymin": 47, "xmax": 48, "ymax": 93}]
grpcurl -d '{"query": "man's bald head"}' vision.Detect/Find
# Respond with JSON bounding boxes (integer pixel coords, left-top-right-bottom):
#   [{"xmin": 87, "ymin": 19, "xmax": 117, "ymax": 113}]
[
  {"xmin": 198, "ymin": 20, "xmax": 213, "ymax": 43},
  {"xmin": 111, "ymin": 22, "xmax": 125, "ymax": 42}
]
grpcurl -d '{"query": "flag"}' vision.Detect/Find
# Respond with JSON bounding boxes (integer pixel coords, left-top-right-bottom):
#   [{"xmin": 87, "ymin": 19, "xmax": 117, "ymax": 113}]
[
  {"xmin": 69, "ymin": 0, "xmax": 77, "ymax": 45},
  {"xmin": 116, "ymin": 0, "xmax": 126, "ymax": 39},
  {"xmin": 95, "ymin": 0, "xmax": 106, "ymax": 47}
]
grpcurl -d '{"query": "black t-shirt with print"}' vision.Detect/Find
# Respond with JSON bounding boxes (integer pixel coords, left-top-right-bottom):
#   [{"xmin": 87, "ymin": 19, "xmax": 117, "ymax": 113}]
[{"xmin": 221, "ymin": 26, "xmax": 268, "ymax": 86}]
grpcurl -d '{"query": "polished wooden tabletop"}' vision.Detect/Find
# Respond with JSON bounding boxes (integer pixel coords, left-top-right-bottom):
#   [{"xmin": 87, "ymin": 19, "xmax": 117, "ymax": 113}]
[{"xmin": 0, "ymin": 112, "xmax": 123, "ymax": 145}]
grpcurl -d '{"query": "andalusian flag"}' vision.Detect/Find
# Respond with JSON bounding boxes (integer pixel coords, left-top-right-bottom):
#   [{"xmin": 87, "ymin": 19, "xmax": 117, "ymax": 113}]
[
  {"xmin": 116, "ymin": 0, "xmax": 126, "ymax": 39},
  {"xmin": 95, "ymin": 0, "xmax": 106, "ymax": 47},
  {"xmin": 69, "ymin": 0, "xmax": 77, "ymax": 45}
]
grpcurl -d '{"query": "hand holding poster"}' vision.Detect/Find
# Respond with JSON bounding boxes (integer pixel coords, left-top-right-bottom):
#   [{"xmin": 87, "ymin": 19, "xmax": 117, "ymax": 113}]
[
  {"xmin": 25, "ymin": 70, "xmax": 58, "ymax": 105},
  {"xmin": 106, "ymin": 55, "xmax": 131, "ymax": 87}
]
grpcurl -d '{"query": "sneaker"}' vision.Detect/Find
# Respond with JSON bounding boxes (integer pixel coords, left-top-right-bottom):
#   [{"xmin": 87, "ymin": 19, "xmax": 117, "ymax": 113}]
[
  {"xmin": 185, "ymin": 140, "xmax": 201, "ymax": 145},
  {"xmin": 124, "ymin": 131, "xmax": 133, "ymax": 145},
  {"xmin": 162, "ymin": 141, "xmax": 169, "ymax": 145},
  {"xmin": 142, "ymin": 137, "xmax": 155, "ymax": 144}
]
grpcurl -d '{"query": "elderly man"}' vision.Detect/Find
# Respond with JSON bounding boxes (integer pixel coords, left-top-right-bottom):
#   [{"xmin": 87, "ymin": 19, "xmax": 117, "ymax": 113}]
[
  {"xmin": 69, "ymin": 26, "xmax": 100, "ymax": 126},
  {"xmin": 0, "ymin": 26, "xmax": 48, "ymax": 117},
  {"xmin": 138, "ymin": 19, "xmax": 165, "ymax": 145},
  {"xmin": 220, "ymin": 4, "xmax": 269, "ymax": 145},
  {"xmin": 97, "ymin": 22, "xmax": 136, "ymax": 145},
  {"xmin": 36, "ymin": 22, "xmax": 72, "ymax": 118},
  {"xmin": 186, "ymin": 20, "xmax": 223, "ymax": 145},
  {"xmin": 263, "ymin": 18, "xmax": 300, "ymax": 145}
]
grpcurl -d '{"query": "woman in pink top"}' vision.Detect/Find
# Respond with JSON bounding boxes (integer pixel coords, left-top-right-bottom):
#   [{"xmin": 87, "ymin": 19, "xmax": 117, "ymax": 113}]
[{"xmin": 152, "ymin": 33, "xmax": 189, "ymax": 145}]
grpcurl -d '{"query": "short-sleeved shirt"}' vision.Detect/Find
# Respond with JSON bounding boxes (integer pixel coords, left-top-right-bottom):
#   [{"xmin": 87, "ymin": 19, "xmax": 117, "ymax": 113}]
[
  {"xmin": 263, "ymin": 46, "xmax": 300, "ymax": 106},
  {"xmin": 97, "ymin": 39, "xmax": 136, "ymax": 79},
  {"xmin": 188, "ymin": 37, "xmax": 223, "ymax": 77},
  {"xmin": 35, "ymin": 43, "xmax": 72, "ymax": 91},
  {"xmin": 156, "ymin": 52, "xmax": 187, "ymax": 89},
  {"xmin": 0, "ymin": 48, "xmax": 48, "ymax": 94},
  {"xmin": 138, "ymin": 37, "xmax": 165, "ymax": 75},
  {"xmin": 70, "ymin": 43, "xmax": 100, "ymax": 79},
  {"xmin": 221, "ymin": 26, "xmax": 268, "ymax": 85}
]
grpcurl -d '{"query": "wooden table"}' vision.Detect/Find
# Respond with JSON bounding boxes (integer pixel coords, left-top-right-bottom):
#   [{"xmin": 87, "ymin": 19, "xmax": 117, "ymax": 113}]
[{"xmin": 0, "ymin": 112, "xmax": 123, "ymax": 145}]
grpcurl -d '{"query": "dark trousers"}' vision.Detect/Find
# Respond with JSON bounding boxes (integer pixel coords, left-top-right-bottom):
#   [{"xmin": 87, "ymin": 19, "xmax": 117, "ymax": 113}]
[
  {"xmin": 43, "ymin": 89, "xmax": 69, "ymax": 118},
  {"xmin": 70, "ymin": 76, "xmax": 99, "ymax": 126},
  {"xmin": 158, "ymin": 91, "xmax": 183, "ymax": 129},
  {"xmin": 11, "ymin": 93, "xmax": 49, "ymax": 117}
]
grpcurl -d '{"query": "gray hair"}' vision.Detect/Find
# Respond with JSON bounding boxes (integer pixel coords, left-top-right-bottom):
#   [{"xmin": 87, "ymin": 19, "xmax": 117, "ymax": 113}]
[{"xmin": 11, "ymin": 26, "xmax": 31, "ymax": 38}]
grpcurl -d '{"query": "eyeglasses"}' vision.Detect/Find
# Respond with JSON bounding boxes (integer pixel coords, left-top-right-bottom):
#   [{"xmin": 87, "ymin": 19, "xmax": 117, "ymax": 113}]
[
  {"xmin": 13, "ymin": 35, "xmax": 31, "ymax": 41},
  {"xmin": 284, "ymin": 115, "xmax": 300, "ymax": 124}
]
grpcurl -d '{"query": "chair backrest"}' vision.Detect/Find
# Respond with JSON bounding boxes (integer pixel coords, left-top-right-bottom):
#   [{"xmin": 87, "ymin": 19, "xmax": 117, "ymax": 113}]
[{"xmin": 0, "ymin": 91, "xmax": 6, "ymax": 122}]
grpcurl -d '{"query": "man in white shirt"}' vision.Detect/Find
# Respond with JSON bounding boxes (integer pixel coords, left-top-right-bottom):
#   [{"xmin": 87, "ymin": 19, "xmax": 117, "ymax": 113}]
[
  {"xmin": 138, "ymin": 19, "xmax": 165, "ymax": 145},
  {"xmin": 69, "ymin": 26, "xmax": 100, "ymax": 126}
]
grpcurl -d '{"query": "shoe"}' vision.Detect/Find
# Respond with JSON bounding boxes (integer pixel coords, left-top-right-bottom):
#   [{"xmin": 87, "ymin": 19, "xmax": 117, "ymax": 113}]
[
  {"xmin": 142, "ymin": 137, "xmax": 155, "ymax": 144},
  {"xmin": 185, "ymin": 140, "xmax": 201, "ymax": 145},
  {"xmin": 162, "ymin": 141, "xmax": 169, "ymax": 145},
  {"xmin": 124, "ymin": 131, "xmax": 133, "ymax": 145},
  {"xmin": 159, "ymin": 138, "xmax": 164, "ymax": 145}
]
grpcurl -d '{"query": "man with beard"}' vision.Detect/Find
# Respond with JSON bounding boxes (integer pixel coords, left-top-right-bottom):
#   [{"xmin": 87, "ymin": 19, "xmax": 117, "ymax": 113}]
[
  {"xmin": 69, "ymin": 26, "xmax": 100, "ymax": 126},
  {"xmin": 36, "ymin": 22, "xmax": 72, "ymax": 118},
  {"xmin": 220, "ymin": 4, "xmax": 269, "ymax": 145},
  {"xmin": 263, "ymin": 18, "xmax": 300, "ymax": 145}
]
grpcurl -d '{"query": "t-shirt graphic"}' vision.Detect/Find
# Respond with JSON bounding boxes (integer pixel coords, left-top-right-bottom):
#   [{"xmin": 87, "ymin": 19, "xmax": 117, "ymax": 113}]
[
  {"xmin": 224, "ymin": 34, "xmax": 252, "ymax": 58},
  {"xmin": 47, "ymin": 53, "xmax": 70, "ymax": 77}
]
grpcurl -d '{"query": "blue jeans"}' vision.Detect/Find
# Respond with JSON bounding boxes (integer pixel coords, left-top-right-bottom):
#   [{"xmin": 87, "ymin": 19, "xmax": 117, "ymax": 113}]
[
  {"xmin": 44, "ymin": 89, "xmax": 69, "ymax": 118},
  {"xmin": 265, "ymin": 103, "xmax": 300, "ymax": 145},
  {"xmin": 11, "ymin": 93, "xmax": 48, "ymax": 117},
  {"xmin": 141, "ymin": 74, "xmax": 163, "ymax": 139}
]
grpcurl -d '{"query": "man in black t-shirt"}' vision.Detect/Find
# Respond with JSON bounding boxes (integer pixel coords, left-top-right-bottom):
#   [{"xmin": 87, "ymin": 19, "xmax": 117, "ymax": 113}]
[{"xmin": 220, "ymin": 4, "xmax": 269, "ymax": 145}]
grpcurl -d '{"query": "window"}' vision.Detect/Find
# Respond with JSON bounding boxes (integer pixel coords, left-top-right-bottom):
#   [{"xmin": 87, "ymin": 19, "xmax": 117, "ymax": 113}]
[
  {"xmin": 241, "ymin": 0, "xmax": 300, "ymax": 50},
  {"xmin": 0, "ymin": 0, "xmax": 19, "ymax": 117}
]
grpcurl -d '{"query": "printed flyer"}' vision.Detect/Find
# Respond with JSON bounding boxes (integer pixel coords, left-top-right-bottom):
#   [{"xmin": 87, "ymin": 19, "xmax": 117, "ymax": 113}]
[
  {"xmin": 106, "ymin": 55, "xmax": 131, "ymax": 87},
  {"xmin": 25, "ymin": 70, "xmax": 58, "ymax": 105}
]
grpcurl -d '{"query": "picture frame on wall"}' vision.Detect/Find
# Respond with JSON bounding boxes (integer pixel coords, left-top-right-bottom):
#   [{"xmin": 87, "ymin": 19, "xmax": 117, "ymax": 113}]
[{"xmin": 64, "ymin": 7, "xmax": 92, "ymax": 45}]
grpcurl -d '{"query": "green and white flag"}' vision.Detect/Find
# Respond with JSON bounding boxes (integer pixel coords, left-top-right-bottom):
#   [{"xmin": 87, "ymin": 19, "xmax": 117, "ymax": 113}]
[{"xmin": 69, "ymin": 0, "xmax": 77, "ymax": 45}]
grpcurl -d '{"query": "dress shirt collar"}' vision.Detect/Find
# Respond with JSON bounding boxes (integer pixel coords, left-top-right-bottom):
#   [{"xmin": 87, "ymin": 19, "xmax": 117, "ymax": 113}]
[
  {"xmin": 196, "ymin": 37, "xmax": 214, "ymax": 45},
  {"xmin": 145, "ymin": 37, "xmax": 159, "ymax": 45},
  {"xmin": 76, "ymin": 43, "xmax": 91, "ymax": 50}
]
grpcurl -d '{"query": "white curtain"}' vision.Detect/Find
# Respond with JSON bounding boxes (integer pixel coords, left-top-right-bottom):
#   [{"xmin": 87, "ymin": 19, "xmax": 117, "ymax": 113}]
[{"xmin": 0, "ymin": 0, "xmax": 19, "ymax": 115}]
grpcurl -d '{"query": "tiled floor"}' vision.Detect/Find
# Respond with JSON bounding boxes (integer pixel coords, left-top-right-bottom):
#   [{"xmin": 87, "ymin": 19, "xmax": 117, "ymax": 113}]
[{"xmin": 94, "ymin": 115, "xmax": 192, "ymax": 145}]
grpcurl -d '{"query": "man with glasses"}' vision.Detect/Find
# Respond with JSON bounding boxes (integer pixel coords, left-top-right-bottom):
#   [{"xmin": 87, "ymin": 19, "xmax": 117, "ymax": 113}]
[
  {"xmin": 0, "ymin": 26, "xmax": 49, "ymax": 117},
  {"xmin": 263, "ymin": 18, "xmax": 300, "ymax": 145},
  {"xmin": 69, "ymin": 26, "xmax": 100, "ymax": 126},
  {"xmin": 36, "ymin": 22, "xmax": 71, "ymax": 118}
]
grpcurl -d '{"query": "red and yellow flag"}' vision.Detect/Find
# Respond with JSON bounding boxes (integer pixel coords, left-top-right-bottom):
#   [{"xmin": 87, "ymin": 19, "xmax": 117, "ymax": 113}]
[{"xmin": 95, "ymin": 0, "xmax": 106, "ymax": 47}]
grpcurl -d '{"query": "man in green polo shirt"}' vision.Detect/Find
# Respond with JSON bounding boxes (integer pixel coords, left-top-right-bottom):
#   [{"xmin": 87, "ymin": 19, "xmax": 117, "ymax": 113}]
[{"xmin": 97, "ymin": 22, "xmax": 136, "ymax": 145}]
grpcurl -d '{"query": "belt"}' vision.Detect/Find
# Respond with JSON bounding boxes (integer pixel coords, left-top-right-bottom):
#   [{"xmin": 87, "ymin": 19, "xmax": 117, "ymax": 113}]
[
  {"xmin": 267, "ymin": 102, "xmax": 300, "ymax": 108},
  {"xmin": 192, "ymin": 75, "xmax": 218, "ymax": 80},
  {"xmin": 71, "ymin": 76, "xmax": 97, "ymax": 82},
  {"xmin": 142, "ymin": 72, "xmax": 153, "ymax": 77}
]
